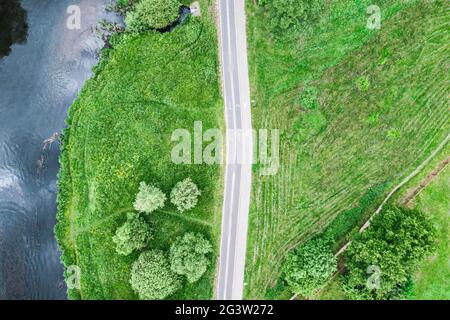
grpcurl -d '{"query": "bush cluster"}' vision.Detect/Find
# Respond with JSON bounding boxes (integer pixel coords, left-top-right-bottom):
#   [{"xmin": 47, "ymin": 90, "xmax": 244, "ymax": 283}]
[
  {"xmin": 112, "ymin": 177, "xmax": 211, "ymax": 299},
  {"xmin": 266, "ymin": 0, "xmax": 324, "ymax": 37},
  {"xmin": 112, "ymin": 212, "xmax": 153, "ymax": 255},
  {"xmin": 130, "ymin": 250, "xmax": 182, "ymax": 299},
  {"xmin": 342, "ymin": 206, "xmax": 436, "ymax": 300},
  {"xmin": 282, "ymin": 237, "xmax": 337, "ymax": 298},
  {"xmin": 133, "ymin": 181, "xmax": 166, "ymax": 214},
  {"xmin": 170, "ymin": 178, "xmax": 202, "ymax": 213},
  {"xmin": 125, "ymin": 0, "xmax": 181, "ymax": 33},
  {"xmin": 169, "ymin": 233, "xmax": 213, "ymax": 283}
]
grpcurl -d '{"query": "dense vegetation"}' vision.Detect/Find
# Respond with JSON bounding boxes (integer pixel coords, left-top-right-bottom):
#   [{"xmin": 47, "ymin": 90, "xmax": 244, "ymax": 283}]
[
  {"xmin": 170, "ymin": 177, "xmax": 202, "ymax": 213},
  {"xmin": 245, "ymin": 0, "xmax": 450, "ymax": 298},
  {"xmin": 125, "ymin": 0, "xmax": 181, "ymax": 32},
  {"xmin": 56, "ymin": 0, "xmax": 223, "ymax": 299},
  {"xmin": 342, "ymin": 206, "xmax": 436, "ymax": 300},
  {"xmin": 317, "ymin": 147, "xmax": 450, "ymax": 300},
  {"xmin": 130, "ymin": 250, "xmax": 182, "ymax": 299},
  {"xmin": 169, "ymin": 232, "xmax": 213, "ymax": 283},
  {"xmin": 267, "ymin": 0, "xmax": 323, "ymax": 38},
  {"xmin": 134, "ymin": 182, "xmax": 166, "ymax": 214},
  {"xmin": 112, "ymin": 213, "xmax": 153, "ymax": 255},
  {"xmin": 282, "ymin": 237, "xmax": 336, "ymax": 298}
]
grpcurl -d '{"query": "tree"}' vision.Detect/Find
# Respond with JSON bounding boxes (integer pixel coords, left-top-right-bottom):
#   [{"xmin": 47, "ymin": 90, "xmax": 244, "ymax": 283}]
[
  {"xmin": 282, "ymin": 237, "xmax": 337, "ymax": 298},
  {"xmin": 342, "ymin": 206, "xmax": 436, "ymax": 300},
  {"xmin": 125, "ymin": 0, "xmax": 181, "ymax": 33},
  {"xmin": 130, "ymin": 250, "xmax": 181, "ymax": 300},
  {"xmin": 267, "ymin": 0, "xmax": 323, "ymax": 37},
  {"xmin": 169, "ymin": 233, "xmax": 213, "ymax": 283},
  {"xmin": 170, "ymin": 178, "xmax": 201, "ymax": 213},
  {"xmin": 134, "ymin": 181, "xmax": 166, "ymax": 214},
  {"xmin": 112, "ymin": 213, "xmax": 153, "ymax": 256}
]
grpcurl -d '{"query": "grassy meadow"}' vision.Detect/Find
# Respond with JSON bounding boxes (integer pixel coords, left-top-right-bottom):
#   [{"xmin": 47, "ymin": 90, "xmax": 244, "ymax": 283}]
[
  {"xmin": 316, "ymin": 143, "xmax": 450, "ymax": 300},
  {"xmin": 245, "ymin": 0, "xmax": 450, "ymax": 298},
  {"xmin": 55, "ymin": 0, "xmax": 224, "ymax": 299},
  {"xmin": 408, "ymin": 166, "xmax": 449, "ymax": 299}
]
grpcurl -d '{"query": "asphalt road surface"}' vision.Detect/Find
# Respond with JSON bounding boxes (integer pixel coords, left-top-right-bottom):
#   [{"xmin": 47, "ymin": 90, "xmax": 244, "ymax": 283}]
[{"xmin": 216, "ymin": 0, "xmax": 253, "ymax": 300}]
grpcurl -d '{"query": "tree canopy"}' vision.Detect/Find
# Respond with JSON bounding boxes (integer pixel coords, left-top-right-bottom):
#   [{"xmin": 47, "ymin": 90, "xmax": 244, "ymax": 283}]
[
  {"xmin": 169, "ymin": 233, "xmax": 213, "ymax": 283},
  {"xmin": 134, "ymin": 182, "xmax": 166, "ymax": 214},
  {"xmin": 342, "ymin": 206, "xmax": 436, "ymax": 300},
  {"xmin": 282, "ymin": 237, "xmax": 337, "ymax": 298},
  {"xmin": 267, "ymin": 0, "xmax": 323, "ymax": 37},
  {"xmin": 112, "ymin": 213, "xmax": 153, "ymax": 256},
  {"xmin": 170, "ymin": 178, "xmax": 201, "ymax": 213},
  {"xmin": 130, "ymin": 250, "xmax": 181, "ymax": 300},
  {"xmin": 125, "ymin": 0, "xmax": 181, "ymax": 33}
]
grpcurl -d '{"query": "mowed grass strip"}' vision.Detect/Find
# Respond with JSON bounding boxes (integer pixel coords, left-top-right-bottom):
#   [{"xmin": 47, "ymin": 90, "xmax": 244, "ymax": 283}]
[
  {"xmin": 56, "ymin": 1, "xmax": 224, "ymax": 299},
  {"xmin": 408, "ymin": 166, "xmax": 449, "ymax": 300},
  {"xmin": 245, "ymin": 0, "xmax": 450, "ymax": 298},
  {"xmin": 316, "ymin": 144, "xmax": 450, "ymax": 300}
]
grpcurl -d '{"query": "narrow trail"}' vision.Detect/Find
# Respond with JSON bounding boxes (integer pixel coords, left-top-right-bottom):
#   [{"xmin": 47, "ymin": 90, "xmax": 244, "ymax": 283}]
[
  {"xmin": 400, "ymin": 156, "xmax": 449, "ymax": 206},
  {"xmin": 160, "ymin": 209, "xmax": 213, "ymax": 227},
  {"xmin": 290, "ymin": 132, "xmax": 450, "ymax": 300},
  {"xmin": 335, "ymin": 132, "xmax": 450, "ymax": 257}
]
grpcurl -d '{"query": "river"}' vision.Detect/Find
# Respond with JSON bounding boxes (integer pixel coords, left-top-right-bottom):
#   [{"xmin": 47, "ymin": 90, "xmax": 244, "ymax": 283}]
[{"xmin": 0, "ymin": 0, "xmax": 115, "ymax": 299}]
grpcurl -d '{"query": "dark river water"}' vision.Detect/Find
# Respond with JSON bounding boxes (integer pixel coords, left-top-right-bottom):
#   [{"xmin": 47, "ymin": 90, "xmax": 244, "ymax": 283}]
[{"xmin": 0, "ymin": 0, "xmax": 115, "ymax": 299}]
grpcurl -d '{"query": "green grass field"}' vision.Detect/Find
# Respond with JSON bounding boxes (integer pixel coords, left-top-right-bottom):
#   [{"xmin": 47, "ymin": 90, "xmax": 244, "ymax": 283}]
[
  {"xmin": 408, "ymin": 166, "xmax": 449, "ymax": 299},
  {"xmin": 316, "ymin": 143, "xmax": 450, "ymax": 300},
  {"xmin": 245, "ymin": 0, "xmax": 450, "ymax": 298},
  {"xmin": 55, "ymin": 0, "xmax": 224, "ymax": 299}
]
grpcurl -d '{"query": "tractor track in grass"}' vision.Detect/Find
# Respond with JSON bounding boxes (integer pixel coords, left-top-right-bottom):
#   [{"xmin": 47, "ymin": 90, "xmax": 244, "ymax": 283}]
[{"xmin": 290, "ymin": 133, "xmax": 450, "ymax": 300}]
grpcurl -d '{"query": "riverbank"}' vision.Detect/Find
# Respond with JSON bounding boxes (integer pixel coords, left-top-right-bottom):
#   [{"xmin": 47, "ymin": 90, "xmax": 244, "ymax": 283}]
[{"xmin": 55, "ymin": 0, "xmax": 224, "ymax": 299}]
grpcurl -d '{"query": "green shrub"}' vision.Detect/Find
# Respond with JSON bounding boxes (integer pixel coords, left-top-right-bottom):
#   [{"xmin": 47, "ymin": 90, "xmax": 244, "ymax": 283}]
[
  {"xmin": 112, "ymin": 213, "xmax": 153, "ymax": 255},
  {"xmin": 282, "ymin": 237, "xmax": 337, "ymax": 298},
  {"xmin": 299, "ymin": 86, "xmax": 319, "ymax": 110},
  {"xmin": 265, "ymin": 277, "xmax": 289, "ymax": 299},
  {"xmin": 356, "ymin": 76, "xmax": 370, "ymax": 91},
  {"xmin": 342, "ymin": 206, "xmax": 436, "ymax": 300},
  {"xmin": 130, "ymin": 250, "xmax": 182, "ymax": 300},
  {"xmin": 134, "ymin": 182, "xmax": 166, "ymax": 214},
  {"xmin": 387, "ymin": 128, "xmax": 401, "ymax": 139},
  {"xmin": 268, "ymin": 0, "xmax": 323, "ymax": 37},
  {"xmin": 125, "ymin": 0, "xmax": 181, "ymax": 33},
  {"xmin": 169, "ymin": 233, "xmax": 212, "ymax": 283},
  {"xmin": 257, "ymin": 0, "xmax": 268, "ymax": 6},
  {"xmin": 118, "ymin": 0, "xmax": 130, "ymax": 6},
  {"xmin": 367, "ymin": 112, "xmax": 380, "ymax": 124},
  {"xmin": 323, "ymin": 183, "xmax": 387, "ymax": 242},
  {"xmin": 170, "ymin": 178, "xmax": 201, "ymax": 213}
]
